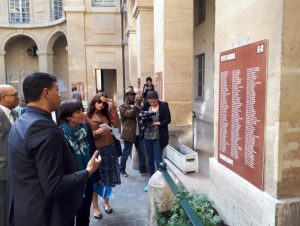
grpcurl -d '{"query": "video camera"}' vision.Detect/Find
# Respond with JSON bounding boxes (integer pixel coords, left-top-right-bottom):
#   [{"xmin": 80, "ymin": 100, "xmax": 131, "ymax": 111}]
[{"xmin": 138, "ymin": 111, "xmax": 156, "ymax": 132}]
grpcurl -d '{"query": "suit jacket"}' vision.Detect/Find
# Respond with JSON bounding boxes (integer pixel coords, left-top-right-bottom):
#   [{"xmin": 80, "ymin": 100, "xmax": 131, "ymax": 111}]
[
  {"xmin": 7, "ymin": 106, "xmax": 89, "ymax": 226},
  {"xmin": 0, "ymin": 107, "xmax": 12, "ymax": 181}
]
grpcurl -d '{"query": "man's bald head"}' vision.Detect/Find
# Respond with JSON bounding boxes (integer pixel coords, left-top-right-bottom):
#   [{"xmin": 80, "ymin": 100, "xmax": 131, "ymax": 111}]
[
  {"xmin": 0, "ymin": 84, "xmax": 14, "ymax": 95},
  {"xmin": 0, "ymin": 84, "xmax": 19, "ymax": 109}
]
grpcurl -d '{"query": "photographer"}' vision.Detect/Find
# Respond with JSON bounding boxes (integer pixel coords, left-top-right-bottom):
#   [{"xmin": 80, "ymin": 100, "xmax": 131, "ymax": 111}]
[
  {"xmin": 142, "ymin": 91, "xmax": 171, "ymax": 191},
  {"xmin": 119, "ymin": 87, "xmax": 148, "ymax": 177}
]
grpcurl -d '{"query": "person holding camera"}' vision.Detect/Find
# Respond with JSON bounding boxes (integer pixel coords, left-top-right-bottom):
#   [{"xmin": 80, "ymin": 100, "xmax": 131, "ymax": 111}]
[
  {"xmin": 142, "ymin": 90, "xmax": 171, "ymax": 191},
  {"xmin": 119, "ymin": 87, "xmax": 148, "ymax": 177}
]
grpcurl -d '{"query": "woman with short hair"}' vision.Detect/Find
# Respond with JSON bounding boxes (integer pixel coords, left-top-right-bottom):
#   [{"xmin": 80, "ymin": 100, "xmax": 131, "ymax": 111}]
[
  {"xmin": 59, "ymin": 99, "xmax": 99, "ymax": 226},
  {"xmin": 143, "ymin": 90, "xmax": 171, "ymax": 191}
]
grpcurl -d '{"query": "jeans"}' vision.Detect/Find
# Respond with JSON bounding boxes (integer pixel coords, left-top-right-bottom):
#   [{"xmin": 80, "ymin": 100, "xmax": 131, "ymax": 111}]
[
  {"xmin": 119, "ymin": 136, "xmax": 147, "ymax": 172},
  {"xmin": 144, "ymin": 139, "xmax": 163, "ymax": 177}
]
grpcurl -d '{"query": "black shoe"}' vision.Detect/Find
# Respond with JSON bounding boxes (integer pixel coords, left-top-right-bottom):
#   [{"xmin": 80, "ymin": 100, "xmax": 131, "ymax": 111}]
[
  {"xmin": 139, "ymin": 169, "xmax": 149, "ymax": 176},
  {"xmin": 120, "ymin": 171, "xmax": 128, "ymax": 177},
  {"xmin": 94, "ymin": 213, "xmax": 103, "ymax": 219},
  {"xmin": 104, "ymin": 207, "xmax": 113, "ymax": 214}
]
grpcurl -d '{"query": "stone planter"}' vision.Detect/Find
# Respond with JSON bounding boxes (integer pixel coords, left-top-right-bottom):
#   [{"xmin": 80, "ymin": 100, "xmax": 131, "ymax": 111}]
[{"xmin": 165, "ymin": 143, "xmax": 199, "ymax": 174}]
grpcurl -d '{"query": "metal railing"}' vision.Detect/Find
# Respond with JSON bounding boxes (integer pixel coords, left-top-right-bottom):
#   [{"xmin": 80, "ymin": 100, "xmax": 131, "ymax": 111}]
[{"xmin": 158, "ymin": 162, "xmax": 204, "ymax": 226}]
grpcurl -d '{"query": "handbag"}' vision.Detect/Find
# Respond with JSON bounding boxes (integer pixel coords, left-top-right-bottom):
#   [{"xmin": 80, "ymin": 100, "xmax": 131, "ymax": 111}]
[
  {"xmin": 113, "ymin": 135, "xmax": 122, "ymax": 157},
  {"xmin": 93, "ymin": 182, "xmax": 112, "ymax": 198},
  {"xmin": 107, "ymin": 117, "xmax": 122, "ymax": 157}
]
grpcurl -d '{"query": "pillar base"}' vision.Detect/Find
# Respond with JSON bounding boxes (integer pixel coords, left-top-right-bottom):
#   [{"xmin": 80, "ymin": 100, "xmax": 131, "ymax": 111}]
[
  {"xmin": 209, "ymin": 158, "xmax": 300, "ymax": 225},
  {"xmin": 147, "ymin": 171, "xmax": 174, "ymax": 226},
  {"xmin": 131, "ymin": 146, "xmax": 139, "ymax": 170}
]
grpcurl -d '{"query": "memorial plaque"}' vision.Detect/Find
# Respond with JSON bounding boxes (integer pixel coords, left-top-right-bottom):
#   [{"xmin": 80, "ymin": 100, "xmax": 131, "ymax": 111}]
[{"xmin": 218, "ymin": 40, "xmax": 268, "ymax": 189}]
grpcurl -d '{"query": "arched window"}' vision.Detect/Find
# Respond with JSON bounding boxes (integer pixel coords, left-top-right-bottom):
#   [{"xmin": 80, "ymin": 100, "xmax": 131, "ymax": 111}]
[
  {"xmin": 51, "ymin": 0, "xmax": 63, "ymax": 20},
  {"xmin": 92, "ymin": 0, "xmax": 115, "ymax": 7},
  {"xmin": 9, "ymin": 0, "xmax": 30, "ymax": 23}
]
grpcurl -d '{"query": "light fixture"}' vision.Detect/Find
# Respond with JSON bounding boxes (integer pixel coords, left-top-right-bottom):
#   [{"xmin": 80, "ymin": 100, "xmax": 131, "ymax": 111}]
[{"xmin": 26, "ymin": 45, "xmax": 37, "ymax": 57}]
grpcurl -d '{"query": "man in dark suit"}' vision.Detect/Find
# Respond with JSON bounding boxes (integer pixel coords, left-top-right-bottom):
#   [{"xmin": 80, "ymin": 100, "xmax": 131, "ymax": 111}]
[
  {"xmin": 7, "ymin": 72, "xmax": 101, "ymax": 226},
  {"xmin": 0, "ymin": 84, "xmax": 19, "ymax": 226}
]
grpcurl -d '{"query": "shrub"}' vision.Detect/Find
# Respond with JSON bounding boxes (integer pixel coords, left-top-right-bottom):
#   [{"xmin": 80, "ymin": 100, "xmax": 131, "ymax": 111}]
[{"xmin": 155, "ymin": 187, "xmax": 222, "ymax": 226}]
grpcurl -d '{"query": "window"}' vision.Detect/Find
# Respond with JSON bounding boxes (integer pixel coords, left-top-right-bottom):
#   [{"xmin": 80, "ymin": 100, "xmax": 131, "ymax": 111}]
[
  {"xmin": 194, "ymin": 0, "xmax": 205, "ymax": 25},
  {"xmin": 9, "ymin": 0, "xmax": 30, "ymax": 23},
  {"xmin": 51, "ymin": 0, "xmax": 63, "ymax": 20},
  {"xmin": 92, "ymin": 0, "xmax": 115, "ymax": 7},
  {"xmin": 196, "ymin": 54, "xmax": 205, "ymax": 99}
]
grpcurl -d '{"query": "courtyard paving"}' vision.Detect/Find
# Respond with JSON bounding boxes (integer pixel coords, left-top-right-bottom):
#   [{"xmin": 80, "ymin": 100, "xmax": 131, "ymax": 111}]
[{"xmin": 90, "ymin": 158, "xmax": 150, "ymax": 226}]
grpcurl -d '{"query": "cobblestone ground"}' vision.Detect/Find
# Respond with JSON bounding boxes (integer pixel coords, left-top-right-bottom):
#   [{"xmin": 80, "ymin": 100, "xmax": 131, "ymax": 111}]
[{"xmin": 90, "ymin": 159, "xmax": 150, "ymax": 226}]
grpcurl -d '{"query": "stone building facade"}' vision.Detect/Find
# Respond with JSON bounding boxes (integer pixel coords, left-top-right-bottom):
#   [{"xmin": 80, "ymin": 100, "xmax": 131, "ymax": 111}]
[
  {"xmin": 0, "ymin": 0, "xmax": 123, "ymax": 104},
  {"xmin": 1, "ymin": 0, "xmax": 300, "ymax": 225}
]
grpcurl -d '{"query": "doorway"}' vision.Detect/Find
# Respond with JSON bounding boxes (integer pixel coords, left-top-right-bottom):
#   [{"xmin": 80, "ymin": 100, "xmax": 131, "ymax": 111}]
[{"xmin": 95, "ymin": 69, "xmax": 117, "ymax": 103}]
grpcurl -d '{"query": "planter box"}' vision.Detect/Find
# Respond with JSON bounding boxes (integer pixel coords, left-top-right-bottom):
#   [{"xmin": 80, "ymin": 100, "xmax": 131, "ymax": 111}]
[{"xmin": 165, "ymin": 143, "xmax": 199, "ymax": 174}]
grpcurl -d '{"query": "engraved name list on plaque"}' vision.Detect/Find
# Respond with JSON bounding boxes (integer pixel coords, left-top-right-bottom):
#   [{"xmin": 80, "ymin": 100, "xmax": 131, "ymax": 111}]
[{"xmin": 218, "ymin": 40, "xmax": 268, "ymax": 189}]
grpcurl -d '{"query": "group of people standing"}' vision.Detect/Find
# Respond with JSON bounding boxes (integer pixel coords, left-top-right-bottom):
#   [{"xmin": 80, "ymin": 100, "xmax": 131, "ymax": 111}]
[
  {"xmin": 119, "ymin": 77, "xmax": 171, "ymax": 192},
  {"xmin": 0, "ymin": 73, "xmax": 171, "ymax": 226}
]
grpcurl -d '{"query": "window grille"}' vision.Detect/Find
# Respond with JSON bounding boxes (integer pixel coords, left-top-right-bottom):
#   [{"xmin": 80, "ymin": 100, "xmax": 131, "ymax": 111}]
[
  {"xmin": 52, "ymin": 0, "xmax": 63, "ymax": 20},
  {"xmin": 92, "ymin": 0, "xmax": 115, "ymax": 7},
  {"xmin": 9, "ymin": 0, "xmax": 30, "ymax": 23},
  {"xmin": 196, "ymin": 54, "xmax": 205, "ymax": 99}
]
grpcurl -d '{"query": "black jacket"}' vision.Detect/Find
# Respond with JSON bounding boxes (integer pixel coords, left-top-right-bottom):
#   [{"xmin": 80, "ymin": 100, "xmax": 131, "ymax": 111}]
[
  {"xmin": 143, "ymin": 101, "xmax": 171, "ymax": 149},
  {"xmin": 7, "ymin": 106, "xmax": 88, "ymax": 226},
  {"xmin": 157, "ymin": 101, "xmax": 171, "ymax": 149}
]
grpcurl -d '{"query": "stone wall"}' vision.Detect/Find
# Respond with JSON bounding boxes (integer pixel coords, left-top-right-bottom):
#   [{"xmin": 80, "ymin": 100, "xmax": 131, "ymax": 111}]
[{"xmin": 211, "ymin": 0, "xmax": 300, "ymax": 224}]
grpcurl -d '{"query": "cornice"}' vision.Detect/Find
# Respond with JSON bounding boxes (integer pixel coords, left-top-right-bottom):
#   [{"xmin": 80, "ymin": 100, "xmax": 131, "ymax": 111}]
[
  {"xmin": 63, "ymin": 5, "xmax": 86, "ymax": 12},
  {"xmin": 126, "ymin": 29, "xmax": 136, "ymax": 37},
  {"xmin": 133, "ymin": 5, "xmax": 153, "ymax": 19},
  {"xmin": 0, "ymin": 17, "xmax": 66, "ymax": 28}
]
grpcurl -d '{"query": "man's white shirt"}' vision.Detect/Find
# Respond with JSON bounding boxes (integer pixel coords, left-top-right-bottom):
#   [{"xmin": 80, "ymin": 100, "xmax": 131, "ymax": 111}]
[{"xmin": 0, "ymin": 104, "xmax": 14, "ymax": 125}]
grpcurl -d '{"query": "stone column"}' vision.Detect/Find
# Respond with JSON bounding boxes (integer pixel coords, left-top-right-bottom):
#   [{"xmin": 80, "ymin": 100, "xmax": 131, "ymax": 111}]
[
  {"xmin": 126, "ymin": 0, "xmax": 138, "ymax": 89},
  {"xmin": 64, "ymin": 1, "xmax": 87, "ymax": 100},
  {"xmin": 133, "ymin": 0, "xmax": 154, "ymax": 83},
  {"xmin": 126, "ymin": 30, "xmax": 141, "ymax": 170},
  {"xmin": 0, "ymin": 52, "xmax": 6, "ymax": 83},
  {"xmin": 153, "ymin": 0, "xmax": 194, "ymax": 145},
  {"xmin": 37, "ymin": 52, "xmax": 54, "ymax": 74},
  {"xmin": 210, "ymin": 0, "xmax": 300, "ymax": 225},
  {"xmin": 127, "ymin": 30, "xmax": 138, "ymax": 89}
]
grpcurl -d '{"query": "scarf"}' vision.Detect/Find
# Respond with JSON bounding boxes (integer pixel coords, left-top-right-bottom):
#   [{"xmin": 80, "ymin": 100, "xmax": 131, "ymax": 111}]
[{"xmin": 62, "ymin": 122, "xmax": 91, "ymax": 171}]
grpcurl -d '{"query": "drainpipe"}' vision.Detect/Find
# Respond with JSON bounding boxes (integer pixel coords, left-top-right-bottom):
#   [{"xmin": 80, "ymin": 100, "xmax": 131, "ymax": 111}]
[
  {"xmin": 120, "ymin": 0, "xmax": 126, "ymax": 99},
  {"xmin": 192, "ymin": 111, "xmax": 196, "ymax": 150}
]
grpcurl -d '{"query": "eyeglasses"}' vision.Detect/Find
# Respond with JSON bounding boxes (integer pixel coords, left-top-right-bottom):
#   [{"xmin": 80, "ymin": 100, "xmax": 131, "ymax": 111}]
[
  {"xmin": 96, "ymin": 99, "xmax": 103, "ymax": 104},
  {"xmin": 2, "ymin": 93, "xmax": 19, "ymax": 97}
]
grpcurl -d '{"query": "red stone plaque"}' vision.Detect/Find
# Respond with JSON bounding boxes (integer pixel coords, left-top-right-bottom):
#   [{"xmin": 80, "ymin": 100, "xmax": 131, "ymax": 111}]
[{"xmin": 218, "ymin": 40, "xmax": 268, "ymax": 189}]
